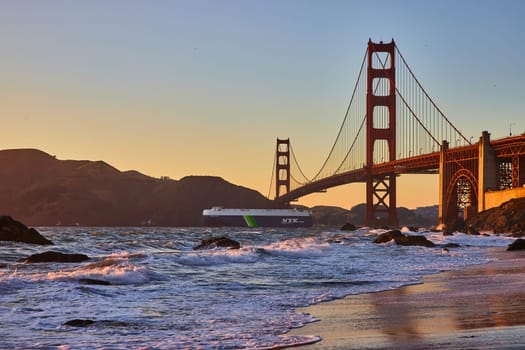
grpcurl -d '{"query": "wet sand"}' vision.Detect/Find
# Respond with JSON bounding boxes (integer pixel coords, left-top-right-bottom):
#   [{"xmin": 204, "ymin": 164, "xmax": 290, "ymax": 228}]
[{"xmin": 289, "ymin": 249, "xmax": 525, "ymax": 349}]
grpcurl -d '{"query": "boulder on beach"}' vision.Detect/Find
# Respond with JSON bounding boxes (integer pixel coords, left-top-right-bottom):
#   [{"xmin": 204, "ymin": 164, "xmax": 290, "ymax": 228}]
[
  {"xmin": 340, "ymin": 223, "xmax": 357, "ymax": 231},
  {"xmin": 19, "ymin": 251, "xmax": 90, "ymax": 263},
  {"xmin": 373, "ymin": 230, "xmax": 436, "ymax": 247},
  {"xmin": 193, "ymin": 236, "xmax": 241, "ymax": 250},
  {"xmin": 0, "ymin": 216, "xmax": 53, "ymax": 245},
  {"xmin": 507, "ymin": 238, "xmax": 525, "ymax": 251}
]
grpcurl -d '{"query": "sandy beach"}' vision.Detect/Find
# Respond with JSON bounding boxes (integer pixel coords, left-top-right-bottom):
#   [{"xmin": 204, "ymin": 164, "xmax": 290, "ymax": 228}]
[{"xmin": 289, "ymin": 249, "xmax": 525, "ymax": 349}]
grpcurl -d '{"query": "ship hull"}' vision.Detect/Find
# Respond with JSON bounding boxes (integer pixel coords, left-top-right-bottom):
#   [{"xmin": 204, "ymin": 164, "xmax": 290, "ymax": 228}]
[{"xmin": 202, "ymin": 208, "xmax": 313, "ymax": 228}]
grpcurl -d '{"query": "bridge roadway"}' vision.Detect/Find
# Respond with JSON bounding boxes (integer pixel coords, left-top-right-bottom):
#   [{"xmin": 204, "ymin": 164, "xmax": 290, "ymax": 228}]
[
  {"xmin": 275, "ymin": 151, "xmax": 441, "ymax": 204},
  {"xmin": 275, "ymin": 134, "xmax": 525, "ymax": 205},
  {"xmin": 491, "ymin": 134, "xmax": 525, "ymax": 157}
]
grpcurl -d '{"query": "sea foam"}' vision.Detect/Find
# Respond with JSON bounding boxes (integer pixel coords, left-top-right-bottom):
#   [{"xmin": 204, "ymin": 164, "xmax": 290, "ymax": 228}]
[
  {"xmin": 259, "ymin": 237, "xmax": 331, "ymax": 258},
  {"xmin": 49, "ymin": 253, "xmax": 153, "ymax": 285},
  {"xmin": 176, "ymin": 247, "xmax": 260, "ymax": 266}
]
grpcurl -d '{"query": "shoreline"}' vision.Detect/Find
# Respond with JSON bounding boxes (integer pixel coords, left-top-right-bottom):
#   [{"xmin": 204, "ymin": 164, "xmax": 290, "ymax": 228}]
[{"xmin": 288, "ymin": 248, "xmax": 525, "ymax": 349}]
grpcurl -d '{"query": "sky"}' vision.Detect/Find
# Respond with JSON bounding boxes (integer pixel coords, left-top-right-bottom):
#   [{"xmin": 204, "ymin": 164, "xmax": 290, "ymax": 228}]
[{"xmin": 2, "ymin": 0, "xmax": 524, "ymax": 209}]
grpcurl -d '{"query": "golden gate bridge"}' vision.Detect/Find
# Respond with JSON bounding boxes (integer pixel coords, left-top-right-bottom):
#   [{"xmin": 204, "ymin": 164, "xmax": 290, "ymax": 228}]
[{"xmin": 268, "ymin": 39, "xmax": 525, "ymax": 226}]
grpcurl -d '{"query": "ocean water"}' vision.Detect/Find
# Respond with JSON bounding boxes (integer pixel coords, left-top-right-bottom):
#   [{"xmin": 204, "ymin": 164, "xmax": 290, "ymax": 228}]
[{"xmin": 0, "ymin": 226, "xmax": 515, "ymax": 349}]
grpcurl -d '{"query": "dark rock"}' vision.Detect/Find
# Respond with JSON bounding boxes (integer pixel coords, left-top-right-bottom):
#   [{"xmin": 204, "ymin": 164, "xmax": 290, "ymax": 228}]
[
  {"xmin": 443, "ymin": 221, "xmax": 479, "ymax": 236},
  {"xmin": 373, "ymin": 230, "xmax": 405, "ymax": 244},
  {"xmin": 340, "ymin": 223, "xmax": 357, "ymax": 231},
  {"xmin": 395, "ymin": 235, "xmax": 436, "ymax": 247},
  {"xmin": 20, "ymin": 251, "xmax": 89, "ymax": 263},
  {"xmin": 442, "ymin": 243, "xmax": 461, "ymax": 248},
  {"xmin": 373, "ymin": 230, "xmax": 435, "ymax": 247},
  {"xmin": 64, "ymin": 319, "xmax": 95, "ymax": 327},
  {"xmin": 465, "ymin": 226, "xmax": 480, "ymax": 235},
  {"xmin": 442, "ymin": 227, "xmax": 454, "ymax": 236},
  {"xmin": 507, "ymin": 238, "xmax": 525, "ymax": 251},
  {"xmin": 193, "ymin": 236, "xmax": 240, "ymax": 250},
  {"xmin": 79, "ymin": 278, "xmax": 111, "ymax": 285},
  {"xmin": 0, "ymin": 216, "xmax": 53, "ymax": 245},
  {"xmin": 444, "ymin": 219, "xmax": 467, "ymax": 234},
  {"xmin": 63, "ymin": 319, "xmax": 131, "ymax": 328}
]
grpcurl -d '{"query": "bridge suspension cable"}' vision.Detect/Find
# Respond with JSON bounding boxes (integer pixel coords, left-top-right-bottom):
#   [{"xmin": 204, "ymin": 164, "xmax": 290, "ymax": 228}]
[
  {"xmin": 267, "ymin": 150, "xmax": 276, "ymax": 198},
  {"xmin": 393, "ymin": 44, "xmax": 471, "ymax": 161},
  {"xmin": 271, "ymin": 40, "xmax": 472, "ymax": 197},
  {"xmin": 289, "ymin": 143, "xmax": 311, "ymax": 185},
  {"xmin": 308, "ymin": 49, "xmax": 368, "ymax": 182},
  {"xmin": 395, "ymin": 46, "xmax": 470, "ymax": 145}
]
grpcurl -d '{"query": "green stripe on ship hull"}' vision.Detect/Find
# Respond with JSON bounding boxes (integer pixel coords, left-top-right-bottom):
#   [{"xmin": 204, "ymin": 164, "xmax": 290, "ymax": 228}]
[{"xmin": 243, "ymin": 215, "xmax": 259, "ymax": 228}]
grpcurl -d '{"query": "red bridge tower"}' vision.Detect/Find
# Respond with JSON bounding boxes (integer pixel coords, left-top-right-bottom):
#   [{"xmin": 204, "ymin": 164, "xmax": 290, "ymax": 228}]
[
  {"xmin": 275, "ymin": 138, "xmax": 290, "ymax": 201},
  {"xmin": 366, "ymin": 39, "xmax": 398, "ymax": 226}
]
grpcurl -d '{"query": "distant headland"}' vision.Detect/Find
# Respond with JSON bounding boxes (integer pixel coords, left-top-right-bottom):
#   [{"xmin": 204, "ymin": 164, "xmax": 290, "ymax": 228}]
[{"xmin": 0, "ymin": 149, "xmax": 271, "ymax": 226}]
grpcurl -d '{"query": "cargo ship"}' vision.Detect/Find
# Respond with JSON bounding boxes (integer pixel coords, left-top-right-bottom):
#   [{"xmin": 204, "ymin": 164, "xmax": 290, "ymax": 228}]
[{"xmin": 202, "ymin": 207, "xmax": 313, "ymax": 228}]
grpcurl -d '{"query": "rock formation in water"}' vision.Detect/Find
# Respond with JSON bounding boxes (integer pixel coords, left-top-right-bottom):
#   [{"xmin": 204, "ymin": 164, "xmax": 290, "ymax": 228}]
[
  {"xmin": 0, "ymin": 216, "xmax": 53, "ymax": 245},
  {"xmin": 63, "ymin": 319, "xmax": 131, "ymax": 328},
  {"xmin": 442, "ymin": 219, "xmax": 480, "ymax": 236},
  {"xmin": 340, "ymin": 223, "xmax": 357, "ymax": 231},
  {"xmin": 194, "ymin": 236, "xmax": 241, "ymax": 250},
  {"xmin": 63, "ymin": 319, "xmax": 95, "ymax": 327},
  {"xmin": 79, "ymin": 278, "xmax": 111, "ymax": 285},
  {"xmin": 20, "ymin": 251, "xmax": 90, "ymax": 263},
  {"xmin": 373, "ymin": 230, "xmax": 436, "ymax": 247}
]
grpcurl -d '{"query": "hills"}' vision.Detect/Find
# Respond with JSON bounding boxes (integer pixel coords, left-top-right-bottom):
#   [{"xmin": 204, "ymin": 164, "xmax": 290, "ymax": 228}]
[
  {"xmin": 310, "ymin": 204, "xmax": 438, "ymax": 227},
  {"xmin": 0, "ymin": 149, "xmax": 271, "ymax": 226}
]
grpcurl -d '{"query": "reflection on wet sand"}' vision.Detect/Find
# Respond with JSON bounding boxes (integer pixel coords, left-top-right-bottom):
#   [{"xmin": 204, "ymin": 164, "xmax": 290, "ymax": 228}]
[{"xmin": 291, "ymin": 251, "xmax": 525, "ymax": 349}]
